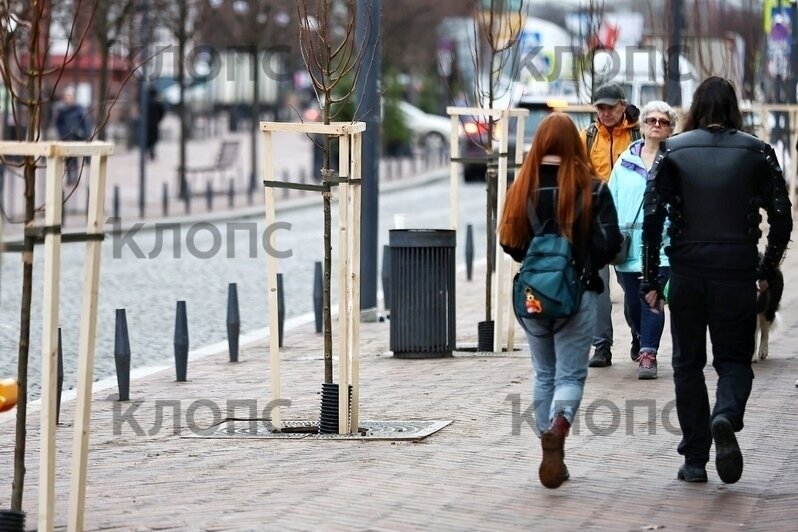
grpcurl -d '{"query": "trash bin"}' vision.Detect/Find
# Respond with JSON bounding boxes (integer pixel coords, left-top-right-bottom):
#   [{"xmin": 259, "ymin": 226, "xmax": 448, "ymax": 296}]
[{"xmin": 389, "ymin": 229, "xmax": 456, "ymax": 358}]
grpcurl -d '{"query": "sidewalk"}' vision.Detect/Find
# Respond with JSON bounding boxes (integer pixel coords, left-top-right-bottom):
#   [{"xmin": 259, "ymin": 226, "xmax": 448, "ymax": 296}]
[{"xmin": 1, "ymin": 240, "xmax": 797, "ymax": 530}]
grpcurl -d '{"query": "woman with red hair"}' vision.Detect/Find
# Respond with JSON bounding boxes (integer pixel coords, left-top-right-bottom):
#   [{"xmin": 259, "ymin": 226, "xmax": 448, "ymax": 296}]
[{"xmin": 499, "ymin": 112, "xmax": 621, "ymax": 488}]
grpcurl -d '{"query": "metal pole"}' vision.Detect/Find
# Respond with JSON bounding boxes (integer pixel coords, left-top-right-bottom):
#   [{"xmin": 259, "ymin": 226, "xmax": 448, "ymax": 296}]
[
  {"xmin": 138, "ymin": 0, "xmax": 150, "ymax": 218},
  {"xmin": 355, "ymin": 0, "xmax": 382, "ymax": 322},
  {"xmin": 666, "ymin": 0, "xmax": 683, "ymax": 107}
]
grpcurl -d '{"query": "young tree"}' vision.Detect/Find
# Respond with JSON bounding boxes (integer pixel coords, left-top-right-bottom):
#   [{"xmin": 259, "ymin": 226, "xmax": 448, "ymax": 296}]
[
  {"xmin": 296, "ymin": 0, "xmax": 370, "ymax": 384},
  {"xmin": 0, "ymin": 0, "xmax": 97, "ymax": 510},
  {"xmin": 469, "ymin": 0, "xmax": 526, "ymax": 328}
]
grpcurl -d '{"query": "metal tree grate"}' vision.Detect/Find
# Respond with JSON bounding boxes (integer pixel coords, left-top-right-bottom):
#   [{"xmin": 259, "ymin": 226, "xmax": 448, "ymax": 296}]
[{"xmin": 184, "ymin": 419, "xmax": 452, "ymax": 441}]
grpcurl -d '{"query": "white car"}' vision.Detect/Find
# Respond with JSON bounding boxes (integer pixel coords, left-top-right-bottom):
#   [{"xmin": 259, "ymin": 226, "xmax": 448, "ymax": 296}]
[{"xmin": 397, "ymin": 101, "xmax": 452, "ymax": 151}]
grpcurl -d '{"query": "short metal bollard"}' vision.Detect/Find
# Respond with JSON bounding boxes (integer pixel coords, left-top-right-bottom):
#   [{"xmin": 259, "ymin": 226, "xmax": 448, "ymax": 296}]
[
  {"xmin": 56, "ymin": 328, "xmax": 64, "ymax": 423},
  {"xmin": 389, "ymin": 229, "xmax": 456, "ymax": 358},
  {"xmin": 465, "ymin": 224, "xmax": 474, "ymax": 282},
  {"xmin": 277, "ymin": 273, "xmax": 285, "ymax": 347},
  {"xmin": 114, "ymin": 310, "xmax": 131, "ymax": 401},
  {"xmin": 227, "ymin": 283, "xmax": 240, "ymax": 362},
  {"xmin": 381, "ymin": 244, "xmax": 391, "ymax": 311},
  {"xmin": 174, "ymin": 301, "xmax": 189, "ymax": 381}
]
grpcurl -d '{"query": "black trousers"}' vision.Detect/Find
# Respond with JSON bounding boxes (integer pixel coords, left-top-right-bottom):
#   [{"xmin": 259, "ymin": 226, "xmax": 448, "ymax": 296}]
[{"xmin": 668, "ymin": 270, "xmax": 756, "ymax": 466}]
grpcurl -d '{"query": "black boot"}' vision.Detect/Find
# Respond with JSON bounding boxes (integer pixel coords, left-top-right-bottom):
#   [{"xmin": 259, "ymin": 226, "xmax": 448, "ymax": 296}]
[{"xmin": 588, "ymin": 344, "xmax": 612, "ymax": 367}]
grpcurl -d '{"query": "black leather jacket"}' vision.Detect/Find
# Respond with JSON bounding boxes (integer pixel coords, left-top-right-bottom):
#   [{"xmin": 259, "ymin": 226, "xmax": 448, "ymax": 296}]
[
  {"xmin": 502, "ymin": 166, "xmax": 622, "ymax": 293},
  {"xmin": 642, "ymin": 127, "xmax": 792, "ymax": 290}
]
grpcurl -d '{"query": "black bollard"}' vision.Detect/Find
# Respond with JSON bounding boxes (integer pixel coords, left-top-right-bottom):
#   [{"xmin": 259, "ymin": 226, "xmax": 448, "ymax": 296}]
[
  {"xmin": 206, "ymin": 180, "xmax": 213, "ymax": 211},
  {"xmin": 114, "ymin": 310, "xmax": 131, "ymax": 401},
  {"xmin": 247, "ymin": 182, "xmax": 254, "ymax": 205},
  {"xmin": 228, "ymin": 178, "xmax": 235, "ymax": 208},
  {"xmin": 174, "ymin": 301, "xmax": 189, "ymax": 382},
  {"xmin": 227, "ymin": 283, "xmax": 240, "ymax": 362},
  {"xmin": 184, "ymin": 183, "xmax": 191, "ymax": 214},
  {"xmin": 113, "ymin": 185, "xmax": 120, "ymax": 220},
  {"xmin": 162, "ymin": 182, "xmax": 169, "ymax": 217},
  {"xmin": 313, "ymin": 261, "xmax": 323, "ymax": 334},
  {"xmin": 277, "ymin": 273, "xmax": 285, "ymax": 347},
  {"xmin": 56, "ymin": 328, "xmax": 64, "ymax": 423},
  {"xmin": 381, "ymin": 245, "xmax": 391, "ymax": 311},
  {"xmin": 465, "ymin": 223, "xmax": 474, "ymax": 281}
]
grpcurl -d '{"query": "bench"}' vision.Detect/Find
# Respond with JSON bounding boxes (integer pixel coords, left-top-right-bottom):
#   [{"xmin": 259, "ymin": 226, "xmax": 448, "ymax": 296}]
[{"xmin": 181, "ymin": 140, "xmax": 242, "ymax": 194}]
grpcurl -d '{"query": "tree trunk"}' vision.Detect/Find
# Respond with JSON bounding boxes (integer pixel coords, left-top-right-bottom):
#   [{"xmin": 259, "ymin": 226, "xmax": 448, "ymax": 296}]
[
  {"xmin": 98, "ymin": 44, "xmax": 110, "ymax": 141},
  {"xmin": 322, "ymin": 134, "xmax": 333, "ymax": 384},
  {"xmin": 12, "ymin": 158, "xmax": 37, "ymax": 509}
]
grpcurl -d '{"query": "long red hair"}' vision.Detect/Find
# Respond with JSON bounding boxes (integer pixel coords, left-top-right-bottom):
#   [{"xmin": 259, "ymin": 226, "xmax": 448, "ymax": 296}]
[{"xmin": 499, "ymin": 112, "xmax": 594, "ymax": 248}]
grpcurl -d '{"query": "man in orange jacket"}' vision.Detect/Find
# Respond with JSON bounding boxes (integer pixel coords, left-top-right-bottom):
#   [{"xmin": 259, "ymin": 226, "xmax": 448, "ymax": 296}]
[{"xmin": 580, "ymin": 83, "xmax": 641, "ymax": 367}]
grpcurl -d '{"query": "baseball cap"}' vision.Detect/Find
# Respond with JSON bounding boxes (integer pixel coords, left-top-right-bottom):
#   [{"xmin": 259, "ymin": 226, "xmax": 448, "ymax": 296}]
[{"xmin": 592, "ymin": 83, "xmax": 626, "ymax": 106}]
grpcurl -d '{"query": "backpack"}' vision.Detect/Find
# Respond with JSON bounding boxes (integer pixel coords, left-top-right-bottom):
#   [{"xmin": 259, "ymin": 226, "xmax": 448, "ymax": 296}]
[
  {"xmin": 512, "ymin": 213, "xmax": 584, "ymax": 337},
  {"xmin": 585, "ymin": 122, "xmax": 641, "ymax": 155}
]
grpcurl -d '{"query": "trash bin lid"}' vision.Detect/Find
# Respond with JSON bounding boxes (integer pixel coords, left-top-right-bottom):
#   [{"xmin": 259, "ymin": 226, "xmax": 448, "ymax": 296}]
[{"xmin": 389, "ymin": 229, "xmax": 456, "ymax": 248}]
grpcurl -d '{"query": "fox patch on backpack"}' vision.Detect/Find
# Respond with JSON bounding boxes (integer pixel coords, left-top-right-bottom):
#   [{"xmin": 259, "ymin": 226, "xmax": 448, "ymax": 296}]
[{"xmin": 513, "ymin": 229, "xmax": 583, "ymax": 321}]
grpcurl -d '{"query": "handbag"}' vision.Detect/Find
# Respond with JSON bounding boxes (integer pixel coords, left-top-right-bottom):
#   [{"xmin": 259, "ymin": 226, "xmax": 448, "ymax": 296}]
[{"xmin": 610, "ymin": 199, "xmax": 643, "ymax": 266}]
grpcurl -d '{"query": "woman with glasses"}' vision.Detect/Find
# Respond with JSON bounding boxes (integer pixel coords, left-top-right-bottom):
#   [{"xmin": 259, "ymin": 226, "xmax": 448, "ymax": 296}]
[{"xmin": 608, "ymin": 101, "xmax": 677, "ymax": 379}]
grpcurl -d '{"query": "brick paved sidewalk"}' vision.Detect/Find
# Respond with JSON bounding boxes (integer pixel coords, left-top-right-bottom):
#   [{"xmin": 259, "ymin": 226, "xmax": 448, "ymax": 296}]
[{"xmin": 1, "ymin": 241, "xmax": 798, "ymax": 530}]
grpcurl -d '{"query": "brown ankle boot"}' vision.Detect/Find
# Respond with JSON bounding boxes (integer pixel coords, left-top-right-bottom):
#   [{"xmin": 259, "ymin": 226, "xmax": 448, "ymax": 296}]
[{"xmin": 539, "ymin": 415, "xmax": 570, "ymax": 489}]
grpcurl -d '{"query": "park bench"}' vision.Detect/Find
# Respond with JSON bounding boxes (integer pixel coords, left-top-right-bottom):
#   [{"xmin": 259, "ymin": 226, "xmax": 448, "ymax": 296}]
[{"xmin": 181, "ymin": 139, "xmax": 241, "ymax": 194}]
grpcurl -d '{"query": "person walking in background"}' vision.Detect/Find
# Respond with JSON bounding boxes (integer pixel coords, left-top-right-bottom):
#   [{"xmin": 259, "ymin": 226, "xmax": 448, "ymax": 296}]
[
  {"xmin": 641, "ymin": 77, "xmax": 792, "ymax": 484},
  {"xmin": 55, "ymin": 86, "xmax": 90, "ymax": 184},
  {"xmin": 608, "ymin": 101, "xmax": 678, "ymax": 379},
  {"xmin": 146, "ymin": 87, "xmax": 166, "ymax": 160},
  {"xmin": 499, "ymin": 113, "xmax": 621, "ymax": 489},
  {"xmin": 580, "ymin": 83, "xmax": 641, "ymax": 368}
]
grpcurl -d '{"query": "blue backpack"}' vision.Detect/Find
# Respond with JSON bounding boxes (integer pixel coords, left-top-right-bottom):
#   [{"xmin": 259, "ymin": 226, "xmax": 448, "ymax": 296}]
[{"xmin": 513, "ymin": 213, "xmax": 583, "ymax": 336}]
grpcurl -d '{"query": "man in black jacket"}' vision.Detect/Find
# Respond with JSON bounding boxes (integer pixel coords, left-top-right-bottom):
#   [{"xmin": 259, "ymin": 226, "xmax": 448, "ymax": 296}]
[{"xmin": 641, "ymin": 77, "xmax": 792, "ymax": 484}]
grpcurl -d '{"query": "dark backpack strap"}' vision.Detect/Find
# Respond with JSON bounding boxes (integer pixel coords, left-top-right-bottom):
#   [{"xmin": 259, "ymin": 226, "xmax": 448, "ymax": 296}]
[{"xmin": 585, "ymin": 123, "xmax": 598, "ymax": 155}]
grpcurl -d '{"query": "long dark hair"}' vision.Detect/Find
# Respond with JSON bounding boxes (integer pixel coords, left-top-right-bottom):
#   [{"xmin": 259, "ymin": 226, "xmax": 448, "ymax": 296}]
[
  {"xmin": 499, "ymin": 113, "xmax": 593, "ymax": 247},
  {"xmin": 683, "ymin": 76, "xmax": 743, "ymax": 131}
]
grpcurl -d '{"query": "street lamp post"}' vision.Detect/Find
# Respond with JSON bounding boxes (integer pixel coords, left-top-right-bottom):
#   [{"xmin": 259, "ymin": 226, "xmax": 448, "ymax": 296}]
[{"xmin": 138, "ymin": 0, "xmax": 150, "ymax": 219}]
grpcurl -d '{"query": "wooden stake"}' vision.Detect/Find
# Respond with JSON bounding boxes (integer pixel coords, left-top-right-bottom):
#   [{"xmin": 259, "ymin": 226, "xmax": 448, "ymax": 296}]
[
  {"xmin": 349, "ymin": 132, "xmax": 362, "ymax": 433},
  {"xmin": 39, "ymin": 155, "xmax": 64, "ymax": 532},
  {"xmin": 263, "ymin": 131, "xmax": 281, "ymax": 431},
  {"xmin": 337, "ymin": 133, "xmax": 351, "ymax": 434},
  {"xmin": 493, "ymin": 114, "xmax": 510, "ymax": 353},
  {"xmin": 67, "ymin": 155, "xmax": 108, "ymax": 532},
  {"xmin": 449, "ymin": 114, "xmax": 460, "ymax": 231}
]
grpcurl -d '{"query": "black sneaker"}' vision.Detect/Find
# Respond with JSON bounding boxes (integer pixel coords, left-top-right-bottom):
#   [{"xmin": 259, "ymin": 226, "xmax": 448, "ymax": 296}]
[
  {"xmin": 630, "ymin": 336, "xmax": 641, "ymax": 361},
  {"xmin": 677, "ymin": 463, "xmax": 708, "ymax": 483},
  {"xmin": 588, "ymin": 344, "xmax": 612, "ymax": 367},
  {"xmin": 712, "ymin": 415, "xmax": 743, "ymax": 484}
]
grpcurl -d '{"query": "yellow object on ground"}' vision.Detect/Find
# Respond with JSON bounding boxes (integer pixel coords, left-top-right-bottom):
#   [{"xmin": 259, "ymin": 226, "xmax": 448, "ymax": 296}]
[{"xmin": 0, "ymin": 378, "xmax": 18, "ymax": 413}]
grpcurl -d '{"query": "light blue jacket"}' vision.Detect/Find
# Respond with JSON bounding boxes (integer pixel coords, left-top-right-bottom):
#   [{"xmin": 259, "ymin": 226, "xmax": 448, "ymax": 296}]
[{"xmin": 608, "ymin": 140, "xmax": 670, "ymax": 273}]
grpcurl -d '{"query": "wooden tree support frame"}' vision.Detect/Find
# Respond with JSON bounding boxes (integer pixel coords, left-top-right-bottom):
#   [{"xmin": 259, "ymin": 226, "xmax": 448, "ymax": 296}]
[
  {"xmin": 0, "ymin": 141, "xmax": 113, "ymax": 532},
  {"xmin": 445, "ymin": 107, "xmax": 528, "ymax": 353},
  {"xmin": 260, "ymin": 122, "xmax": 364, "ymax": 435}
]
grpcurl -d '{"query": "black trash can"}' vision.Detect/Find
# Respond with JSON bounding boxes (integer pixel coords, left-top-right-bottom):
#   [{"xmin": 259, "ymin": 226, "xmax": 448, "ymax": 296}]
[{"xmin": 389, "ymin": 229, "xmax": 456, "ymax": 358}]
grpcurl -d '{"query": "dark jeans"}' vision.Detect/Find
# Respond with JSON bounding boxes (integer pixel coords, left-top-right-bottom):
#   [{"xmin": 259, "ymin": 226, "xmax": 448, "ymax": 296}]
[
  {"xmin": 616, "ymin": 267, "xmax": 670, "ymax": 351},
  {"xmin": 668, "ymin": 270, "xmax": 756, "ymax": 466}
]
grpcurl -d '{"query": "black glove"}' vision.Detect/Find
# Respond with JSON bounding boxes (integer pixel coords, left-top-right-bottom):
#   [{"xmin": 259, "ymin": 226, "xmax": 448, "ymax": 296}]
[{"xmin": 639, "ymin": 279, "xmax": 662, "ymax": 302}]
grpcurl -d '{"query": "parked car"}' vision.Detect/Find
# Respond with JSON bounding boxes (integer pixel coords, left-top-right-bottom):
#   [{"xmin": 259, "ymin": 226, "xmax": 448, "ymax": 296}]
[
  {"xmin": 397, "ymin": 101, "xmax": 453, "ymax": 152},
  {"xmin": 460, "ymin": 97, "xmax": 593, "ymax": 182}
]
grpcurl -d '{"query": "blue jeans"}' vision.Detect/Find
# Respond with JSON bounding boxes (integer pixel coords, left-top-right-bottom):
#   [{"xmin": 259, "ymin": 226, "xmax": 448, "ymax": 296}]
[
  {"xmin": 522, "ymin": 291, "xmax": 597, "ymax": 435},
  {"xmin": 615, "ymin": 268, "xmax": 670, "ymax": 352}
]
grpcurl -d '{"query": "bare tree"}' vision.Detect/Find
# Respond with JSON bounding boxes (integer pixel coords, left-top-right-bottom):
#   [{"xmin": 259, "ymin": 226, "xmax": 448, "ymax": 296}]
[
  {"xmin": 466, "ymin": 0, "xmax": 526, "ymax": 326},
  {"xmin": 296, "ymin": 0, "xmax": 370, "ymax": 384},
  {"xmin": 570, "ymin": 0, "xmax": 605, "ymax": 104},
  {"xmin": 0, "ymin": 0, "xmax": 97, "ymax": 510}
]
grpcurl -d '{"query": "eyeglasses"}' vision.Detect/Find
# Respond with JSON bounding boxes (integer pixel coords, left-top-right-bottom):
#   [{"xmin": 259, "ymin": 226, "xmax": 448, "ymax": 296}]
[{"xmin": 644, "ymin": 117, "xmax": 672, "ymax": 127}]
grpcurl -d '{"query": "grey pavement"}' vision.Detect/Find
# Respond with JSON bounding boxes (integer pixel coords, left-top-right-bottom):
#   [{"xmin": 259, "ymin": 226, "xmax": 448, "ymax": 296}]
[{"xmin": 1, "ymin": 214, "xmax": 797, "ymax": 530}]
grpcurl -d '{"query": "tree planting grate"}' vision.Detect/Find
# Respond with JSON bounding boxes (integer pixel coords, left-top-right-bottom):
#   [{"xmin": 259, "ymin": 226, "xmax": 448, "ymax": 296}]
[{"xmin": 184, "ymin": 419, "xmax": 452, "ymax": 441}]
